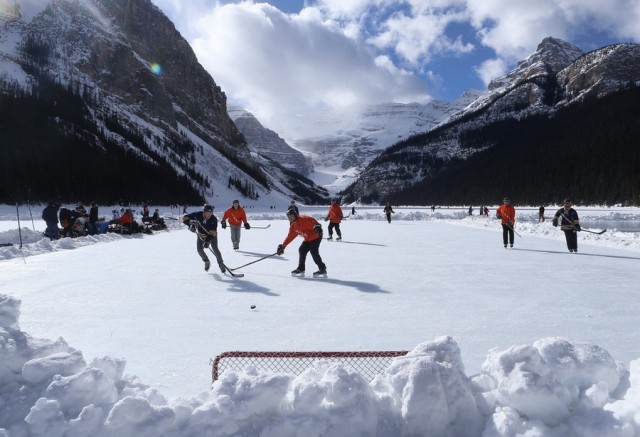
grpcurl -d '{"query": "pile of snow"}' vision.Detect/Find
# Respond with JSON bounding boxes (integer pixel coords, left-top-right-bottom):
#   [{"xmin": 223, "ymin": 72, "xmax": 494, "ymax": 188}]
[{"xmin": 1, "ymin": 294, "xmax": 640, "ymax": 435}]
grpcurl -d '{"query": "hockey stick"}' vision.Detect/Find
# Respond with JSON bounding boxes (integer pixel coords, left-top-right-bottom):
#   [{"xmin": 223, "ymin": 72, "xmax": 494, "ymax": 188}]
[
  {"xmin": 505, "ymin": 222, "xmax": 522, "ymax": 238},
  {"xmin": 228, "ymin": 252, "xmax": 278, "ymax": 271},
  {"xmin": 581, "ymin": 228, "xmax": 607, "ymax": 235},
  {"xmin": 558, "ymin": 212, "xmax": 605, "ymax": 235},
  {"xmin": 0, "ymin": 243, "xmax": 14, "ymax": 247},
  {"xmin": 249, "ymin": 224, "xmax": 271, "ymax": 229}
]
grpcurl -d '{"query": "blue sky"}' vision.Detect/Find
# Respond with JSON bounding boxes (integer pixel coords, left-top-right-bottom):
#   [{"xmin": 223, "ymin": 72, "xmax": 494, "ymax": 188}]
[{"xmin": 150, "ymin": 0, "xmax": 640, "ymax": 137}]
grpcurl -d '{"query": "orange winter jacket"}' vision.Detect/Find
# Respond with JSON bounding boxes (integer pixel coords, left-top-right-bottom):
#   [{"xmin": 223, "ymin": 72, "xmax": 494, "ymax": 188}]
[
  {"xmin": 496, "ymin": 204, "xmax": 516, "ymax": 224},
  {"xmin": 326, "ymin": 204, "xmax": 344, "ymax": 224},
  {"xmin": 222, "ymin": 206, "xmax": 248, "ymax": 226},
  {"xmin": 282, "ymin": 215, "xmax": 321, "ymax": 247}
]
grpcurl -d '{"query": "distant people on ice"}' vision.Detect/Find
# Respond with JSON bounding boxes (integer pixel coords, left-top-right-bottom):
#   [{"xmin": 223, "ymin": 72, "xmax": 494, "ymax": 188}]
[
  {"xmin": 553, "ymin": 198, "xmax": 581, "ymax": 253},
  {"xmin": 324, "ymin": 199, "xmax": 344, "ymax": 241},
  {"xmin": 351, "ymin": 206, "xmax": 356, "ymax": 216},
  {"xmin": 383, "ymin": 202, "xmax": 395, "ymax": 223},
  {"xmin": 75, "ymin": 201, "xmax": 87, "ymax": 216},
  {"xmin": 277, "ymin": 208, "xmax": 327, "ymax": 277},
  {"xmin": 288, "ymin": 200, "xmax": 299, "ymax": 216},
  {"xmin": 141, "ymin": 203, "xmax": 151, "ymax": 224},
  {"xmin": 468, "ymin": 206, "xmax": 473, "ymax": 216},
  {"xmin": 496, "ymin": 197, "xmax": 516, "ymax": 248},
  {"xmin": 183, "ymin": 204, "xmax": 225, "ymax": 273},
  {"xmin": 221, "ymin": 200, "xmax": 250, "ymax": 250},
  {"xmin": 484, "ymin": 206, "xmax": 489, "ymax": 216},
  {"xmin": 539, "ymin": 205, "xmax": 546, "ymax": 222},
  {"xmin": 42, "ymin": 201, "xmax": 61, "ymax": 240},
  {"xmin": 59, "ymin": 207, "xmax": 81, "ymax": 238}
]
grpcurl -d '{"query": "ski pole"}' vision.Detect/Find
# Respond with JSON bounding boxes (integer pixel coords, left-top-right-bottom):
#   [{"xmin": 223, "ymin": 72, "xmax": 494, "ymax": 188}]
[
  {"xmin": 228, "ymin": 252, "xmax": 278, "ymax": 271},
  {"xmin": 16, "ymin": 203, "xmax": 23, "ymax": 249},
  {"xmin": 27, "ymin": 201, "xmax": 35, "ymax": 232}
]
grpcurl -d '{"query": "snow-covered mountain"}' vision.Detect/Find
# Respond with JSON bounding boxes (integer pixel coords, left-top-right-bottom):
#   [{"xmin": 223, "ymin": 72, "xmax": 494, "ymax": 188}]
[
  {"xmin": 280, "ymin": 92, "xmax": 482, "ymax": 192},
  {"xmin": 0, "ymin": 0, "xmax": 324, "ymax": 205},
  {"xmin": 227, "ymin": 107, "xmax": 313, "ymax": 177},
  {"xmin": 343, "ymin": 37, "xmax": 640, "ymax": 205}
]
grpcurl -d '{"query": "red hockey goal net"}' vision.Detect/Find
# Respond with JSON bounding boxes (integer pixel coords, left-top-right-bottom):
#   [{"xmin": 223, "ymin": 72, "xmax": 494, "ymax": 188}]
[{"xmin": 211, "ymin": 350, "xmax": 409, "ymax": 382}]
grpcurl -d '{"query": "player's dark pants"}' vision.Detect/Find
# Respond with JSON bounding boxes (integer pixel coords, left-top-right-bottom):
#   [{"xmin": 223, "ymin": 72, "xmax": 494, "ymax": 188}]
[
  {"xmin": 501, "ymin": 224, "xmax": 514, "ymax": 246},
  {"xmin": 563, "ymin": 229, "xmax": 578, "ymax": 252},
  {"xmin": 197, "ymin": 235, "xmax": 223, "ymax": 265},
  {"xmin": 297, "ymin": 238, "xmax": 326, "ymax": 271},
  {"xmin": 385, "ymin": 213, "xmax": 391, "ymax": 223},
  {"xmin": 328, "ymin": 222, "xmax": 341, "ymax": 238}
]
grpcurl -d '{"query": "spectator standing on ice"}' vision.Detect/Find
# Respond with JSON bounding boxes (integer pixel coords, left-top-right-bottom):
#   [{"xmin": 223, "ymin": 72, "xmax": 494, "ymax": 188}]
[
  {"xmin": 325, "ymin": 199, "xmax": 344, "ymax": 241},
  {"xmin": 183, "ymin": 204, "xmax": 225, "ymax": 272},
  {"xmin": 221, "ymin": 200, "xmax": 250, "ymax": 250},
  {"xmin": 88, "ymin": 202, "xmax": 99, "ymax": 235},
  {"xmin": 277, "ymin": 208, "xmax": 327, "ymax": 277},
  {"xmin": 496, "ymin": 197, "xmax": 516, "ymax": 248},
  {"xmin": 383, "ymin": 202, "xmax": 395, "ymax": 223},
  {"xmin": 552, "ymin": 198, "xmax": 581, "ymax": 253},
  {"xmin": 42, "ymin": 201, "xmax": 60, "ymax": 240},
  {"xmin": 539, "ymin": 205, "xmax": 546, "ymax": 222}
]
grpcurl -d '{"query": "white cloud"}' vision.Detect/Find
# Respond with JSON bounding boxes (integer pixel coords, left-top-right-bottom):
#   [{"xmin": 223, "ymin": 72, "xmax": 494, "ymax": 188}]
[
  {"xmin": 149, "ymin": 0, "xmax": 640, "ymax": 138},
  {"xmin": 466, "ymin": 0, "xmax": 640, "ymax": 59},
  {"xmin": 187, "ymin": 2, "xmax": 429, "ymax": 134},
  {"xmin": 474, "ymin": 58, "xmax": 507, "ymax": 87}
]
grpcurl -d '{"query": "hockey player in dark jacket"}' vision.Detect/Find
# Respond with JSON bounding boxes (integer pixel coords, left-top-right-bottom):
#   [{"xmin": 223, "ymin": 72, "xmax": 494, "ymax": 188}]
[
  {"xmin": 552, "ymin": 198, "xmax": 581, "ymax": 253},
  {"xmin": 183, "ymin": 204, "xmax": 225, "ymax": 273}
]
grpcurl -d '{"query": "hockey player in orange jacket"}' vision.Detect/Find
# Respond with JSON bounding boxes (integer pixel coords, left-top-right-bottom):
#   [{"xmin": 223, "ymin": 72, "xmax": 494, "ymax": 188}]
[
  {"xmin": 324, "ymin": 199, "xmax": 344, "ymax": 241},
  {"xmin": 496, "ymin": 197, "xmax": 517, "ymax": 248},
  {"xmin": 277, "ymin": 209, "xmax": 327, "ymax": 277},
  {"xmin": 221, "ymin": 200, "xmax": 250, "ymax": 250}
]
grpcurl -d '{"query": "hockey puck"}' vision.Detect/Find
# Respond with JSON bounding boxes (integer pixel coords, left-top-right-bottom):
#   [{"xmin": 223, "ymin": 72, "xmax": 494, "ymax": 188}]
[{"xmin": 250, "ymin": 305, "xmax": 256, "ymax": 309}]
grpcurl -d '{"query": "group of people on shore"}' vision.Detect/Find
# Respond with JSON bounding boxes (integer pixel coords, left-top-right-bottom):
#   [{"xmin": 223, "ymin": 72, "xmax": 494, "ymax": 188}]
[{"xmin": 42, "ymin": 201, "xmax": 166, "ymax": 239}]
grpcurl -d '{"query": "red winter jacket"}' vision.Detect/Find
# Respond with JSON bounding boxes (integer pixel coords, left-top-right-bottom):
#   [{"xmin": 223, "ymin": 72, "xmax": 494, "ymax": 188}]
[
  {"xmin": 282, "ymin": 215, "xmax": 321, "ymax": 247},
  {"xmin": 496, "ymin": 204, "xmax": 516, "ymax": 225},
  {"xmin": 326, "ymin": 204, "xmax": 343, "ymax": 224}
]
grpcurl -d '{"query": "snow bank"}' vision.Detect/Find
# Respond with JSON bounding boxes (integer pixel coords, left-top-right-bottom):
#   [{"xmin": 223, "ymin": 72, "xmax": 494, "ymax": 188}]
[{"xmin": 2, "ymin": 294, "xmax": 640, "ymax": 436}]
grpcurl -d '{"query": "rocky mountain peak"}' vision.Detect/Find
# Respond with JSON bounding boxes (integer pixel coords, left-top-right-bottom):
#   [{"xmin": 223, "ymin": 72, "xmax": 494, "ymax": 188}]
[{"xmin": 488, "ymin": 36, "xmax": 583, "ymax": 91}]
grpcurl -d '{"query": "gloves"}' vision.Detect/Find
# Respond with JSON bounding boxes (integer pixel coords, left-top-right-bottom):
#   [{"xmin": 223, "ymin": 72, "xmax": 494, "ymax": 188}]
[
  {"xmin": 203, "ymin": 239, "xmax": 210, "ymax": 249},
  {"xmin": 208, "ymin": 230, "xmax": 217, "ymax": 237},
  {"xmin": 221, "ymin": 221, "xmax": 227, "ymax": 229},
  {"xmin": 188, "ymin": 221, "xmax": 197, "ymax": 233},
  {"xmin": 277, "ymin": 244, "xmax": 284, "ymax": 255},
  {"xmin": 244, "ymin": 223, "xmax": 250, "ymax": 230},
  {"xmin": 314, "ymin": 224, "xmax": 323, "ymax": 234},
  {"xmin": 496, "ymin": 214, "xmax": 502, "ymax": 220},
  {"xmin": 552, "ymin": 220, "xmax": 558, "ymax": 227},
  {"xmin": 507, "ymin": 221, "xmax": 513, "ymax": 228},
  {"xmin": 574, "ymin": 224, "xmax": 581, "ymax": 231},
  {"xmin": 324, "ymin": 218, "xmax": 328, "ymax": 222}
]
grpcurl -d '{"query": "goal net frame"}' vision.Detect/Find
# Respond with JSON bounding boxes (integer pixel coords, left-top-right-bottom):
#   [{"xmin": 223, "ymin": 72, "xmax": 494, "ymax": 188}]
[{"xmin": 212, "ymin": 350, "xmax": 409, "ymax": 382}]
